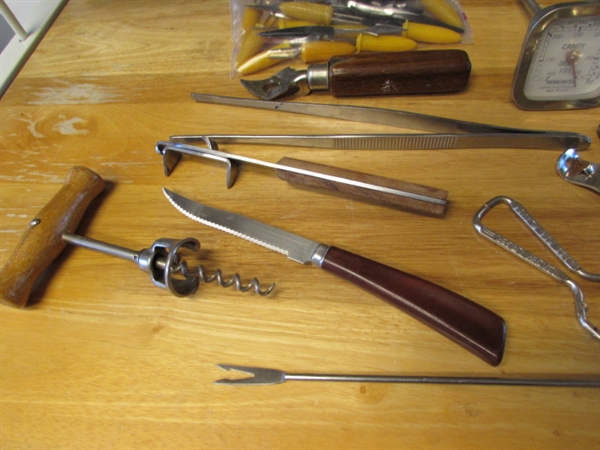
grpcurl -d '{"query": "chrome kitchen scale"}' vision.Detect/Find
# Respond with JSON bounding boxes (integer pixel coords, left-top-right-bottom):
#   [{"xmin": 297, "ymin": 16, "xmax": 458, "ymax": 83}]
[{"xmin": 512, "ymin": 0, "xmax": 600, "ymax": 110}]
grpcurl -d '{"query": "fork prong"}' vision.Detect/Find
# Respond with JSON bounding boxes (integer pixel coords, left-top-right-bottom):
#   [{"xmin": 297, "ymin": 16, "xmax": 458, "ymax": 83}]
[{"xmin": 214, "ymin": 364, "xmax": 287, "ymax": 385}]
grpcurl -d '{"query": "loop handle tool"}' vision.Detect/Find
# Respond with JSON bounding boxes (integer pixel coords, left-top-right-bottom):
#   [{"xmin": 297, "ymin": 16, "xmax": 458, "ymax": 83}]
[{"xmin": 473, "ymin": 196, "xmax": 599, "ymax": 339}]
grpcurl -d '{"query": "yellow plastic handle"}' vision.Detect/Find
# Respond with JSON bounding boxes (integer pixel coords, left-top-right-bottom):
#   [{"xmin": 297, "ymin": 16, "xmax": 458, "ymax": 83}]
[
  {"xmin": 403, "ymin": 22, "xmax": 462, "ymax": 44},
  {"xmin": 420, "ymin": 0, "xmax": 464, "ymax": 29},
  {"xmin": 277, "ymin": 19, "xmax": 317, "ymax": 29},
  {"xmin": 236, "ymin": 28, "xmax": 266, "ymax": 68},
  {"xmin": 279, "ymin": 2, "xmax": 333, "ymax": 25},
  {"xmin": 356, "ymin": 34, "xmax": 417, "ymax": 53},
  {"xmin": 240, "ymin": 7, "xmax": 262, "ymax": 34},
  {"xmin": 300, "ymin": 41, "xmax": 355, "ymax": 63},
  {"xmin": 237, "ymin": 43, "xmax": 294, "ymax": 75}
]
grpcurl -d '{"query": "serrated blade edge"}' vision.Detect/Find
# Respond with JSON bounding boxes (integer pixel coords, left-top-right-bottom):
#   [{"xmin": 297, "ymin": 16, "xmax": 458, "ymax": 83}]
[{"xmin": 163, "ymin": 189, "xmax": 321, "ymax": 264}]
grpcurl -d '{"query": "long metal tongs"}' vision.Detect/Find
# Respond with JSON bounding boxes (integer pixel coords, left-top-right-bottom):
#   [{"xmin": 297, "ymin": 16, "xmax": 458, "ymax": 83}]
[
  {"xmin": 473, "ymin": 196, "xmax": 600, "ymax": 340},
  {"xmin": 215, "ymin": 364, "xmax": 600, "ymax": 387},
  {"xmin": 186, "ymin": 94, "xmax": 591, "ymax": 151}
]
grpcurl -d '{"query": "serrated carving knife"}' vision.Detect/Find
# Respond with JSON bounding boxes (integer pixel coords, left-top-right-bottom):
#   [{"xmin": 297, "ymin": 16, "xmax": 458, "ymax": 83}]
[{"xmin": 163, "ymin": 188, "xmax": 506, "ymax": 366}]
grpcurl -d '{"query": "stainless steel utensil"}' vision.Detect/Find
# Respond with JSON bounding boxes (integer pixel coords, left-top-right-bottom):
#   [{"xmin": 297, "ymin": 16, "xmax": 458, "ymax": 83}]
[{"xmin": 214, "ymin": 364, "xmax": 600, "ymax": 387}]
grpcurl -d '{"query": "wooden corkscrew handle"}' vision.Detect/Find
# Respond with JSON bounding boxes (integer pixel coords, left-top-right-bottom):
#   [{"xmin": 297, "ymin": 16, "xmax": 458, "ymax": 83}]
[{"xmin": 0, "ymin": 167, "xmax": 105, "ymax": 308}]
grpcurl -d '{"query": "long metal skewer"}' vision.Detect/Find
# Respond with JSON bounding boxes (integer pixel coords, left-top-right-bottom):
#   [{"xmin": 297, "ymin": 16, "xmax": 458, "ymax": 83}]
[{"xmin": 215, "ymin": 364, "xmax": 600, "ymax": 387}]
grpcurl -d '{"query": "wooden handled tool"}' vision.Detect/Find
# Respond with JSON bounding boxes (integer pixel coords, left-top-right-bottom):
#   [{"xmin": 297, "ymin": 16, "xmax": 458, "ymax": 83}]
[
  {"xmin": 158, "ymin": 141, "xmax": 448, "ymax": 217},
  {"xmin": 276, "ymin": 157, "xmax": 447, "ymax": 216},
  {"xmin": 0, "ymin": 166, "xmax": 105, "ymax": 308},
  {"xmin": 0, "ymin": 167, "xmax": 276, "ymax": 308},
  {"xmin": 241, "ymin": 49, "xmax": 471, "ymax": 100}
]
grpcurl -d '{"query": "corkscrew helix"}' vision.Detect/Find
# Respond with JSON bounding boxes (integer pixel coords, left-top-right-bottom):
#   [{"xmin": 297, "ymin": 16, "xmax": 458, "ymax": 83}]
[{"xmin": 62, "ymin": 234, "xmax": 275, "ymax": 297}]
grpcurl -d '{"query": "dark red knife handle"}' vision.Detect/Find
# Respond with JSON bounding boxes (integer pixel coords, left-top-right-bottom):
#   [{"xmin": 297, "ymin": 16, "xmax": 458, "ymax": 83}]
[
  {"xmin": 328, "ymin": 49, "xmax": 471, "ymax": 97},
  {"xmin": 320, "ymin": 246, "xmax": 506, "ymax": 366}
]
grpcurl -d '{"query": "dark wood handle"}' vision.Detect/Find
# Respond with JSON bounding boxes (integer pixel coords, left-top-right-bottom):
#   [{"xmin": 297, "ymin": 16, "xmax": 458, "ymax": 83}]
[
  {"xmin": 320, "ymin": 246, "xmax": 506, "ymax": 366},
  {"xmin": 328, "ymin": 49, "xmax": 471, "ymax": 97},
  {"xmin": 0, "ymin": 167, "xmax": 105, "ymax": 308},
  {"xmin": 276, "ymin": 157, "xmax": 448, "ymax": 217}
]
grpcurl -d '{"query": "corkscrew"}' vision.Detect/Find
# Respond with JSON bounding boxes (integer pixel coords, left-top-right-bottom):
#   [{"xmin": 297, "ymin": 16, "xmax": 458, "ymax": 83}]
[
  {"xmin": 0, "ymin": 166, "xmax": 274, "ymax": 309},
  {"xmin": 61, "ymin": 234, "xmax": 275, "ymax": 297}
]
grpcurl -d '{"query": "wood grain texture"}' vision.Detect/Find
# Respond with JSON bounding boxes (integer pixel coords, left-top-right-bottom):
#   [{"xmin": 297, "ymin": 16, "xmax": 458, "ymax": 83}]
[
  {"xmin": 276, "ymin": 156, "xmax": 448, "ymax": 216},
  {"xmin": 0, "ymin": 167, "xmax": 104, "ymax": 307},
  {"xmin": 328, "ymin": 50, "xmax": 471, "ymax": 96},
  {"xmin": 0, "ymin": 1, "xmax": 599, "ymax": 449}
]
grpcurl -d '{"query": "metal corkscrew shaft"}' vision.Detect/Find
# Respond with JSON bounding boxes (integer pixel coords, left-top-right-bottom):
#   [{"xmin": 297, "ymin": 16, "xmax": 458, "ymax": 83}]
[{"xmin": 62, "ymin": 234, "xmax": 275, "ymax": 297}]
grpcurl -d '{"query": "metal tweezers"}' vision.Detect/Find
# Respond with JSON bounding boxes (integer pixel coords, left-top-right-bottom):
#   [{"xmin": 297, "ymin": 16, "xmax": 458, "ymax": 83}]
[{"xmin": 183, "ymin": 94, "xmax": 591, "ymax": 151}]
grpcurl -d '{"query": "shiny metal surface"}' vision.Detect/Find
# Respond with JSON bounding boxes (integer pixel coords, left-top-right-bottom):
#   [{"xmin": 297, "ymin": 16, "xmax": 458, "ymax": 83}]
[
  {"xmin": 214, "ymin": 364, "xmax": 600, "ymax": 387},
  {"xmin": 62, "ymin": 233, "xmax": 273, "ymax": 296},
  {"xmin": 512, "ymin": 1, "xmax": 600, "ymax": 110},
  {"xmin": 190, "ymin": 93, "xmax": 591, "ymax": 150},
  {"xmin": 557, "ymin": 148, "xmax": 600, "ymax": 194},
  {"xmin": 163, "ymin": 189, "xmax": 325, "ymax": 265},
  {"xmin": 473, "ymin": 196, "xmax": 600, "ymax": 339},
  {"xmin": 157, "ymin": 141, "xmax": 446, "ymax": 206}
]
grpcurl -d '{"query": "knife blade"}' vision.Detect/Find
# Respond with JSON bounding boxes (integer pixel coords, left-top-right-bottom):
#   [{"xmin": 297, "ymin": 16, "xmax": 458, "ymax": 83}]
[{"xmin": 163, "ymin": 188, "xmax": 506, "ymax": 366}]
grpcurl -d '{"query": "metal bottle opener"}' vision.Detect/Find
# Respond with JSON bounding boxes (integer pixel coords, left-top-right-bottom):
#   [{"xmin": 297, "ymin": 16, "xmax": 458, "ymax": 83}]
[
  {"xmin": 557, "ymin": 149, "xmax": 600, "ymax": 194},
  {"xmin": 473, "ymin": 196, "xmax": 599, "ymax": 340}
]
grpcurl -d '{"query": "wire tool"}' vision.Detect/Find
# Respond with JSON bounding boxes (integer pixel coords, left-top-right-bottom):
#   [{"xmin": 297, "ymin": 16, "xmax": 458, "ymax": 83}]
[{"xmin": 473, "ymin": 196, "xmax": 599, "ymax": 340}]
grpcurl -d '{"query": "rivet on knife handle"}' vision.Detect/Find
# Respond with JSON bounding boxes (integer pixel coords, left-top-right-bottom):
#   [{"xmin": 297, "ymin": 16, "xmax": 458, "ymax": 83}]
[{"xmin": 163, "ymin": 189, "xmax": 506, "ymax": 366}]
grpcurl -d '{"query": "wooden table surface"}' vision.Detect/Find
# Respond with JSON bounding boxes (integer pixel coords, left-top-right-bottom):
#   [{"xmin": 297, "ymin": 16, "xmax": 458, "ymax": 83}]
[{"xmin": 1, "ymin": 1, "xmax": 599, "ymax": 448}]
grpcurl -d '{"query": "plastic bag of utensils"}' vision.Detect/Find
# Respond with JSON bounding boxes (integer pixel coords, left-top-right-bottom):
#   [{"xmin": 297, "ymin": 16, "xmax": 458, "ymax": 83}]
[{"xmin": 229, "ymin": 0, "xmax": 473, "ymax": 77}]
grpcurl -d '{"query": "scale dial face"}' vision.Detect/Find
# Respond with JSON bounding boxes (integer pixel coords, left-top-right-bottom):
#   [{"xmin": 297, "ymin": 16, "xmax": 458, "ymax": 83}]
[{"xmin": 513, "ymin": 2, "xmax": 600, "ymax": 110}]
